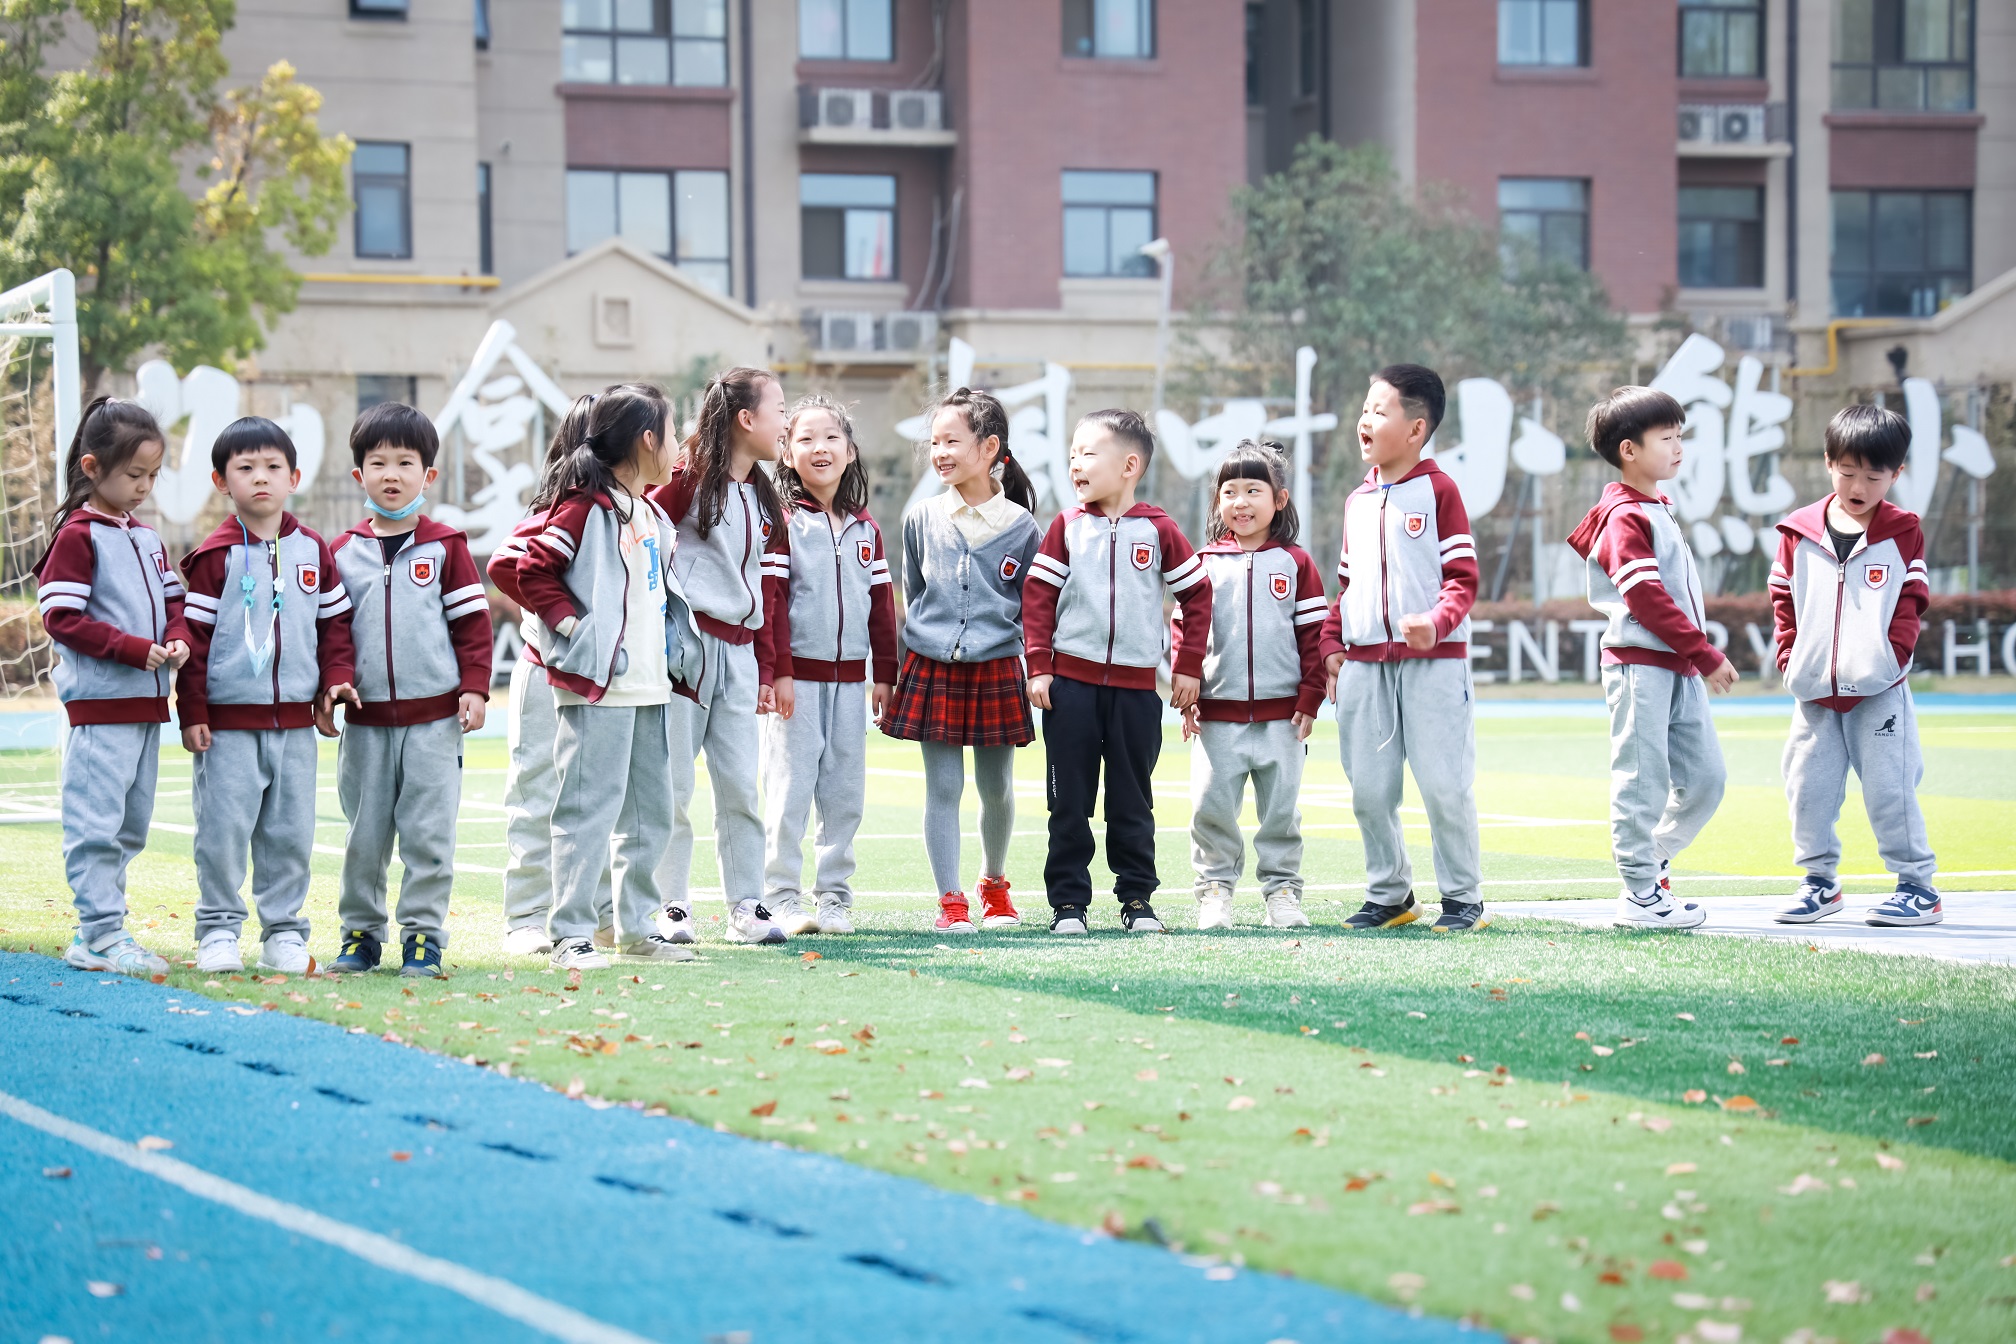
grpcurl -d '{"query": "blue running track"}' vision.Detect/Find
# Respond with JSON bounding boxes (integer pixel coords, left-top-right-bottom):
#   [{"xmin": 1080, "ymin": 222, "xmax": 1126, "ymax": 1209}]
[{"xmin": 0, "ymin": 952, "xmax": 1488, "ymax": 1343}]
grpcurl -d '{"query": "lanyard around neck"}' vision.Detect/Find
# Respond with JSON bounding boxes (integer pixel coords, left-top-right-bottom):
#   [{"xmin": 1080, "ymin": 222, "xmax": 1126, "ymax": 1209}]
[{"xmin": 240, "ymin": 519, "xmax": 283, "ymax": 676}]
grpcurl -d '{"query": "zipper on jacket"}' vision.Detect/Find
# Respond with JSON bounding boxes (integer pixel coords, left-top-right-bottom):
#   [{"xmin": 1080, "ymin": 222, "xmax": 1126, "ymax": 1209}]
[
  {"xmin": 123, "ymin": 527, "xmax": 165, "ymax": 697},
  {"xmin": 737, "ymin": 485, "xmax": 758, "ymax": 626},
  {"xmin": 1244, "ymin": 552, "xmax": 1257, "ymax": 721},
  {"xmin": 382, "ymin": 553, "xmax": 399, "ymax": 703},
  {"xmin": 267, "ymin": 539, "xmax": 283, "ymax": 714},
  {"xmin": 827, "ymin": 513, "xmax": 845, "ymax": 662},
  {"xmin": 604, "ymin": 514, "xmax": 632, "ymax": 693},
  {"xmin": 1376, "ymin": 488, "xmax": 1395, "ymax": 647},
  {"xmin": 1828, "ymin": 542, "xmax": 1850, "ymax": 700},
  {"xmin": 1103, "ymin": 516, "xmax": 1118, "ymax": 682}
]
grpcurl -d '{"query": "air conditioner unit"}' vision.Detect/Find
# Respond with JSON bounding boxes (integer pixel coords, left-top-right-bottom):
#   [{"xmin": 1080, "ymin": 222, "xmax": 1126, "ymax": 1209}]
[
  {"xmin": 1715, "ymin": 104, "xmax": 1767, "ymax": 144},
  {"xmin": 1678, "ymin": 105, "xmax": 1716, "ymax": 144},
  {"xmin": 817, "ymin": 311, "xmax": 878, "ymax": 353},
  {"xmin": 815, "ymin": 88, "xmax": 874, "ymax": 130},
  {"xmin": 887, "ymin": 90, "xmax": 943, "ymax": 133},
  {"xmin": 1721, "ymin": 314, "xmax": 1777, "ymax": 353},
  {"xmin": 881, "ymin": 311, "xmax": 938, "ymax": 354}
]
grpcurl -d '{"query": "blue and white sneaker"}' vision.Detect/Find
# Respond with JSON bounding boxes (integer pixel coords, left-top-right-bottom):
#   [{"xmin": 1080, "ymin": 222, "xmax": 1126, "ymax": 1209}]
[
  {"xmin": 1774, "ymin": 877, "xmax": 1844, "ymax": 924},
  {"xmin": 400, "ymin": 933, "xmax": 446, "ymax": 978},
  {"xmin": 1614, "ymin": 885, "xmax": 1705, "ymax": 930},
  {"xmin": 1866, "ymin": 880, "xmax": 1942, "ymax": 927},
  {"xmin": 64, "ymin": 932, "xmax": 168, "ymax": 978},
  {"xmin": 330, "ymin": 929, "xmax": 382, "ymax": 974}
]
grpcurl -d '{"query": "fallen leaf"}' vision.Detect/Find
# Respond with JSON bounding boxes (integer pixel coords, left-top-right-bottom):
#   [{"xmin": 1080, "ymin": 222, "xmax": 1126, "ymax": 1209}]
[
  {"xmin": 1648, "ymin": 1260, "xmax": 1689, "ymax": 1281},
  {"xmin": 1429, "ymin": 1170, "xmax": 1457, "ymax": 1189},
  {"xmin": 959, "ymin": 1078, "xmax": 990, "ymax": 1090},
  {"xmin": 1862, "ymin": 1053, "xmax": 1886, "ymax": 1067},
  {"xmin": 1719, "ymin": 1095, "xmax": 1759, "ymax": 1113},
  {"xmin": 1675, "ymin": 1013, "xmax": 1695, "ymax": 1022},
  {"xmin": 750, "ymin": 1100, "xmax": 778, "ymax": 1117},
  {"xmin": 1726, "ymin": 1060, "xmax": 1747, "ymax": 1075},
  {"xmin": 135, "ymin": 1136, "xmax": 172, "ymax": 1152},
  {"xmin": 1532, "ymin": 1201, "xmax": 1560, "ymax": 1221},
  {"xmin": 1003, "ymin": 1067, "xmax": 1033, "ymax": 1082},
  {"xmin": 1227, "ymin": 1096, "xmax": 1255, "ymax": 1111},
  {"xmin": 1504, "ymin": 1117, "xmax": 1528, "ymax": 1130},
  {"xmin": 1682, "ymin": 1089, "xmax": 1708, "ymax": 1104},
  {"xmin": 1905, "ymin": 1114, "xmax": 1937, "ymax": 1127},
  {"xmin": 1883, "ymin": 1330, "xmax": 1931, "ymax": 1344},
  {"xmin": 1672, "ymin": 1292, "xmax": 1714, "ymax": 1309},
  {"xmin": 1560, "ymin": 1291, "xmax": 1581, "ymax": 1312},
  {"xmin": 1135, "ymin": 1069, "xmax": 1158, "ymax": 1081},
  {"xmin": 390, "ymin": 1150, "xmax": 411, "ymax": 1162},
  {"xmin": 1508, "ymin": 1283, "xmax": 1535, "ymax": 1301},
  {"xmin": 1779, "ymin": 1173, "xmax": 1829, "ymax": 1196},
  {"xmin": 1608, "ymin": 1326, "xmax": 1645, "ymax": 1343},
  {"xmin": 1667, "ymin": 1162, "xmax": 1698, "ymax": 1175},
  {"xmin": 42, "ymin": 1166, "xmax": 71, "ymax": 1179},
  {"xmin": 1407, "ymin": 1199, "xmax": 1460, "ymax": 1216},
  {"xmin": 1875, "ymin": 1152, "xmax": 1906, "ymax": 1171},
  {"xmin": 1781, "ymin": 1036, "xmax": 1800, "ymax": 1045},
  {"xmin": 1591, "ymin": 1045, "xmax": 1615, "ymax": 1057},
  {"xmin": 1822, "ymin": 1279, "xmax": 1868, "ymax": 1304},
  {"xmin": 1642, "ymin": 1116, "xmax": 1673, "ymax": 1134},
  {"xmin": 86, "ymin": 1281, "xmax": 123, "ymax": 1297},
  {"xmin": 1035, "ymin": 1058, "xmax": 1071, "ymax": 1068},
  {"xmin": 1693, "ymin": 1321, "xmax": 1742, "ymax": 1344},
  {"xmin": 1914, "ymin": 1050, "xmax": 1937, "ymax": 1059},
  {"xmin": 1915, "ymin": 1283, "xmax": 1936, "ymax": 1303},
  {"xmin": 799, "ymin": 951, "xmax": 821, "ymax": 962},
  {"xmin": 1598, "ymin": 1270, "xmax": 1625, "ymax": 1285},
  {"xmin": 1125, "ymin": 1154, "xmax": 1162, "ymax": 1170},
  {"xmin": 1101, "ymin": 1210, "xmax": 1126, "ymax": 1235},
  {"xmin": 852, "ymin": 1025, "xmax": 875, "ymax": 1043}
]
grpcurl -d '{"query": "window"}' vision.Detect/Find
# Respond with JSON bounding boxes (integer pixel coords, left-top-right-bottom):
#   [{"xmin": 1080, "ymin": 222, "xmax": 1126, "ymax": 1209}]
[
  {"xmin": 477, "ymin": 163, "xmax": 494, "ymax": 275},
  {"xmin": 1062, "ymin": 170, "xmax": 1156, "ymax": 278},
  {"xmin": 1832, "ymin": 0, "xmax": 1972, "ymax": 111},
  {"xmin": 1679, "ymin": 0, "xmax": 1760, "ymax": 77},
  {"xmin": 562, "ymin": 0, "xmax": 727, "ymax": 87},
  {"xmin": 1831, "ymin": 190, "xmax": 1969, "ymax": 316},
  {"xmin": 351, "ymin": 0, "xmax": 408, "ymax": 17},
  {"xmin": 1063, "ymin": 0, "xmax": 1154, "ymax": 59},
  {"xmin": 800, "ymin": 0, "xmax": 891, "ymax": 60},
  {"xmin": 567, "ymin": 168, "xmax": 733, "ymax": 294},
  {"xmin": 1244, "ymin": 4, "xmax": 1263, "ymax": 106},
  {"xmin": 1498, "ymin": 0, "xmax": 1585, "ymax": 67},
  {"xmin": 1678, "ymin": 186, "xmax": 1763, "ymax": 287},
  {"xmin": 357, "ymin": 375, "xmax": 418, "ymax": 416},
  {"xmin": 1296, "ymin": 0, "xmax": 1318, "ymax": 97},
  {"xmin": 1498, "ymin": 178, "xmax": 1588, "ymax": 270},
  {"xmin": 353, "ymin": 142, "xmax": 412, "ymax": 260},
  {"xmin": 801, "ymin": 174, "xmax": 896, "ymax": 281}
]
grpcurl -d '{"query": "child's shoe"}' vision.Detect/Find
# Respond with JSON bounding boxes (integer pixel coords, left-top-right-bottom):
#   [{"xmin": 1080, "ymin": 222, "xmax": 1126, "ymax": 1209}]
[
  {"xmin": 1774, "ymin": 877, "xmax": 1843, "ymax": 924},
  {"xmin": 501, "ymin": 924, "xmax": 553, "ymax": 957},
  {"xmin": 65, "ymin": 932, "xmax": 168, "ymax": 978},
  {"xmin": 1613, "ymin": 885, "xmax": 1706, "ymax": 930},
  {"xmin": 330, "ymin": 929, "xmax": 383, "ymax": 974},
  {"xmin": 934, "ymin": 892, "xmax": 975, "ymax": 934},
  {"xmin": 815, "ymin": 894, "xmax": 855, "ymax": 934},
  {"xmin": 617, "ymin": 935, "xmax": 697, "ymax": 963},
  {"xmin": 196, "ymin": 930, "xmax": 243, "ymax": 973},
  {"xmin": 1263, "ymin": 887, "xmax": 1311, "ymax": 929},
  {"xmin": 1866, "ymin": 880, "xmax": 1942, "ymax": 927},
  {"xmin": 977, "ymin": 876, "xmax": 1020, "ymax": 927},
  {"xmin": 549, "ymin": 937, "xmax": 609, "ymax": 970},
  {"xmin": 1344, "ymin": 893, "xmax": 1419, "ymax": 929},
  {"xmin": 399, "ymin": 934, "xmax": 446, "ymax": 978},
  {"xmin": 655, "ymin": 903, "xmax": 696, "ymax": 945},
  {"xmin": 726, "ymin": 899, "xmax": 787, "ymax": 945},
  {"xmin": 1120, "ymin": 899, "xmax": 1164, "ymax": 933},
  {"xmin": 775, "ymin": 895, "xmax": 820, "ymax": 937},
  {"xmin": 1049, "ymin": 907, "xmax": 1089, "ymax": 935},
  {"xmin": 1431, "ymin": 900, "xmax": 1490, "ymax": 933},
  {"xmin": 258, "ymin": 931, "xmax": 313, "ymax": 974},
  {"xmin": 1196, "ymin": 883, "xmax": 1234, "ymax": 930}
]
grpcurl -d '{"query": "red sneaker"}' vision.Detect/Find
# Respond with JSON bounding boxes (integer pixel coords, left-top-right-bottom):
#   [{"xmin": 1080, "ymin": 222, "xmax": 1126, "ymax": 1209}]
[
  {"xmin": 977, "ymin": 876, "xmax": 1020, "ymax": 927},
  {"xmin": 935, "ymin": 892, "xmax": 975, "ymax": 933}
]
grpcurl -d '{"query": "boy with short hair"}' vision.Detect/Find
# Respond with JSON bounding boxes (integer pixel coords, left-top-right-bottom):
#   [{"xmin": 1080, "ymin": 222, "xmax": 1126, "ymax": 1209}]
[
  {"xmin": 1770, "ymin": 403, "xmax": 1938, "ymax": 926},
  {"xmin": 1317, "ymin": 364, "xmax": 1488, "ymax": 934},
  {"xmin": 1566, "ymin": 386, "xmax": 1739, "ymax": 930},
  {"xmin": 179, "ymin": 418, "xmax": 358, "ymax": 974},
  {"xmin": 1024, "ymin": 409, "xmax": 1212, "ymax": 935},
  {"xmin": 327, "ymin": 403, "xmax": 495, "ymax": 976}
]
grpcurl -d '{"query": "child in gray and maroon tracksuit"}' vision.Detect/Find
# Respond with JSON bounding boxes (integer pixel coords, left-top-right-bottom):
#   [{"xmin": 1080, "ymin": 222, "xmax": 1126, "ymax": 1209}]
[
  {"xmin": 327, "ymin": 403, "xmax": 495, "ymax": 977},
  {"xmin": 1770, "ymin": 403, "xmax": 1939, "ymax": 928}
]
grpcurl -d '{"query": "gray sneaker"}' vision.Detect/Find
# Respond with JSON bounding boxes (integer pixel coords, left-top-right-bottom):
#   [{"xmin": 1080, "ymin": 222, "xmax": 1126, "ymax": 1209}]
[
  {"xmin": 1262, "ymin": 888, "xmax": 1311, "ymax": 929},
  {"xmin": 814, "ymin": 894, "xmax": 855, "ymax": 934}
]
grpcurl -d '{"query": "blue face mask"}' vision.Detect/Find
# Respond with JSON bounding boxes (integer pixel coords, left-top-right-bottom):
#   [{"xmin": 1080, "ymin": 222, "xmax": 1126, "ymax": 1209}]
[{"xmin": 366, "ymin": 492, "xmax": 427, "ymax": 521}]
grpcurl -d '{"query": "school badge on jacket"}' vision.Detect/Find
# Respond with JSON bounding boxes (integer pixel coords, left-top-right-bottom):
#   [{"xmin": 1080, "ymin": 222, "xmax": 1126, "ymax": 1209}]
[
  {"xmin": 1403, "ymin": 511, "xmax": 1428, "ymax": 539},
  {"xmin": 1864, "ymin": 564, "xmax": 1888, "ymax": 590},
  {"xmin": 1130, "ymin": 541, "xmax": 1154, "ymax": 570},
  {"xmin": 409, "ymin": 556, "xmax": 437, "ymax": 586}
]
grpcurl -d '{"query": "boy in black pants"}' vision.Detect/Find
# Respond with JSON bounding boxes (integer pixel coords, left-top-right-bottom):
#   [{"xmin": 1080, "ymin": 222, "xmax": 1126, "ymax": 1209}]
[{"xmin": 1023, "ymin": 410, "xmax": 1212, "ymax": 933}]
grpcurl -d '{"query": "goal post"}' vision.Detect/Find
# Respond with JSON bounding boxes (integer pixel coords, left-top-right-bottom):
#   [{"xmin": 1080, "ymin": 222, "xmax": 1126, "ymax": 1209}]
[{"xmin": 0, "ymin": 268, "xmax": 80, "ymax": 476}]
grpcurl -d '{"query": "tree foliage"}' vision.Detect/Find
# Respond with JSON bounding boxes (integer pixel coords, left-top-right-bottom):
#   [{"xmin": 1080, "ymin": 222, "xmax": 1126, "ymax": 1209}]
[
  {"xmin": 1208, "ymin": 138, "xmax": 1628, "ymax": 433},
  {"xmin": 0, "ymin": 1, "xmax": 352, "ymax": 385}
]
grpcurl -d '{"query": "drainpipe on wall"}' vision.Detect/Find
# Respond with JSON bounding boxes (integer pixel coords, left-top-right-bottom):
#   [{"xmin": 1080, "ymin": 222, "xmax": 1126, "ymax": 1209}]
[
  {"xmin": 740, "ymin": 0, "xmax": 756, "ymax": 307},
  {"xmin": 1785, "ymin": 0, "xmax": 1798, "ymax": 311}
]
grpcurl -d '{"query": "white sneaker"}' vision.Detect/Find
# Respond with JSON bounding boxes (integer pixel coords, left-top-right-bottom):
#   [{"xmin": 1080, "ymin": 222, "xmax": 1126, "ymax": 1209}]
[
  {"xmin": 617, "ymin": 935, "xmax": 696, "ymax": 963},
  {"xmin": 815, "ymin": 894, "xmax": 855, "ymax": 935},
  {"xmin": 549, "ymin": 937, "xmax": 609, "ymax": 970},
  {"xmin": 1196, "ymin": 884, "xmax": 1233, "ymax": 930},
  {"xmin": 501, "ymin": 924, "xmax": 554, "ymax": 957},
  {"xmin": 196, "ymin": 930, "xmax": 243, "ymax": 973},
  {"xmin": 65, "ymin": 932, "xmax": 169, "ymax": 977},
  {"xmin": 1613, "ymin": 886, "xmax": 1706, "ymax": 930},
  {"xmin": 774, "ymin": 895, "xmax": 820, "ymax": 937},
  {"xmin": 592, "ymin": 923, "xmax": 617, "ymax": 950},
  {"xmin": 726, "ymin": 899, "xmax": 786, "ymax": 945},
  {"xmin": 1050, "ymin": 910, "xmax": 1088, "ymax": 935},
  {"xmin": 655, "ymin": 904, "xmax": 696, "ymax": 945},
  {"xmin": 1263, "ymin": 889, "xmax": 1311, "ymax": 929},
  {"xmin": 257, "ymin": 931, "xmax": 312, "ymax": 974}
]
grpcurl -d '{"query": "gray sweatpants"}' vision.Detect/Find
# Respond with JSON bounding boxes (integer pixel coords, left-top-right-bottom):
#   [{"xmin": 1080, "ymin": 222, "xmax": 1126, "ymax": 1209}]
[
  {"xmin": 1604, "ymin": 663, "xmax": 1727, "ymax": 893},
  {"xmin": 336, "ymin": 715, "xmax": 463, "ymax": 945},
  {"xmin": 503, "ymin": 658, "xmax": 614, "ymax": 928},
  {"xmin": 1190, "ymin": 718, "xmax": 1306, "ymax": 897},
  {"xmin": 549, "ymin": 702, "xmax": 672, "ymax": 943},
  {"xmin": 1335, "ymin": 658, "xmax": 1482, "ymax": 905},
  {"xmin": 659, "ymin": 633, "xmax": 764, "ymax": 910},
  {"xmin": 61, "ymin": 721, "xmax": 161, "ymax": 947},
  {"xmin": 762, "ymin": 678, "xmax": 867, "ymax": 907},
  {"xmin": 192, "ymin": 726, "xmax": 319, "ymax": 941},
  {"xmin": 1784, "ymin": 683, "xmax": 1935, "ymax": 886},
  {"xmin": 920, "ymin": 742, "xmax": 1017, "ymax": 896}
]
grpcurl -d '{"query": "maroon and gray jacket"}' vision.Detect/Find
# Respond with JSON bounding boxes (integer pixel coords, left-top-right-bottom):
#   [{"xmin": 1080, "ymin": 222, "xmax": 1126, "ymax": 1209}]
[
  {"xmin": 33, "ymin": 507, "xmax": 191, "ymax": 725},
  {"xmin": 488, "ymin": 511, "xmax": 548, "ymax": 668},
  {"xmin": 1317, "ymin": 459, "xmax": 1479, "ymax": 663},
  {"xmin": 330, "ymin": 516, "xmax": 493, "ymax": 726},
  {"xmin": 776, "ymin": 500, "xmax": 899, "ymax": 684},
  {"xmin": 1022, "ymin": 502, "xmax": 1212, "ymax": 692},
  {"xmin": 648, "ymin": 465, "xmax": 792, "ymax": 685},
  {"xmin": 1770, "ymin": 497, "xmax": 1928, "ymax": 711},
  {"xmin": 1179, "ymin": 538, "xmax": 1327, "ymax": 722},
  {"xmin": 1565, "ymin": 482, "xmax": 1723, "ymax": 679}
]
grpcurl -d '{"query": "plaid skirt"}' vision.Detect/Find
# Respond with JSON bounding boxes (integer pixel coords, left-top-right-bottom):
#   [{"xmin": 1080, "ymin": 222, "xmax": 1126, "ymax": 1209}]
[{"xmin": 883, "ymin": 652, "xmax": 1035, "ymax": 747}]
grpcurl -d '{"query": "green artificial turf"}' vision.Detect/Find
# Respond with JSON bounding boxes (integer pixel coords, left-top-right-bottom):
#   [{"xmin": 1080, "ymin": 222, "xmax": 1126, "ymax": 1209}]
[{"xmin": 3, "ymin": 713, "xmax": 2015, "ymax": 1343}]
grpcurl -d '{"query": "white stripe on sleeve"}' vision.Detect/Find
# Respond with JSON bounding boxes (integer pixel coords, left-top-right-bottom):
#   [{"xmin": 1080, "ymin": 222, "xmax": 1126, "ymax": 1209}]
[
  {"xmin": 1292, "ymin": 609, "xmax": 1327, "ymax": 627},
  {"xmin": 444, "ymin": 597, "xmax": 491, "ymax": 621},
  {"xmin": 1609, "ymin": 556, "xmax": 1660, "ymax": 583},
  {"xmin": 442, "ymin": 583, "xmax": 485, "ymax": 607},
  {"xmin": 1615, "ymin": 570, "xmax": 1661, "ymax": 595},
  {"xmin": 1438, "ymin": 533, "xmax": 1475, "ymax": 552},
  {"xmin": 38, "ymin": 580, "xmax": 91, "ymax": 599},
  {"xmin": 37, "ymin": 594, "xmax": 87, "ymax": 614},
  {"xmin": 538, "ymin": 526, "xmax": 577, "ymax": 561},
  {"xmin": 1029, "ymin": 553, "xmax": 1070, "ymax": 582},
  {"xmin": 1440, "ymin": 547, "xmax": 1477, "ymax": 563},
  {"xmin": 1166, "ymin": 565, "xmax": 1206, "ymax": 594}
]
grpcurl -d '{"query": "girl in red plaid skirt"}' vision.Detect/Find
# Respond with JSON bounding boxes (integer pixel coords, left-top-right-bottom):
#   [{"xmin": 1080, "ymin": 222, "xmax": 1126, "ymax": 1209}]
[{"xmin": 890, "ymin": 389, "xmax": 1041, "ymax": 932}]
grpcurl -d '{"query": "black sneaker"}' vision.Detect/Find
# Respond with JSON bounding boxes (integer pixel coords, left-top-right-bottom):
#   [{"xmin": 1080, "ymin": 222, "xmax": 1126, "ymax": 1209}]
[
  {"xmin": 399, "ymin": 933, "xmax": 445, "ymax": 978},
  {"xmin": 1431, "ymin": 901, "xmax": 1490, "ymax": 933},
  {"xmin": 1120, "ymin": 899, "xmax": 1164, "ymax": 933},
  {"xmin": 330, "ymin": 929, "xmax": 382, "ymax": 974},
  {"xmin": 1049, "ymin": 907, "xmax": 1089, "ymax": 935},
  {"xmin": 1344, "ymin": 892, "xmax": 1419, "ymax": 930}
]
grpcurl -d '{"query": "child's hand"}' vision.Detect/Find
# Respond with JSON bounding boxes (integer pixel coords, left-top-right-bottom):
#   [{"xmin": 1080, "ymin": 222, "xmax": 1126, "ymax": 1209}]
[
  {"xmin": 164, "ymin": 640, "xmax": 190, "ymax": 669},
  {"xmin": 1026, "ymin": 674, "xmax": 1053, "ymax": 711},
  {"xmin": 182, "ymin": 724, "xmax": 211, "ymax": 753},
  {"xmin": 458, "ymin": 691, "xmax": 488, "ymax": 734},
  {"xmin": 1323, "ymin": 652, "xmax": 1345, "ymax": 701},
  {"xmin": 1170, "ymin": 673, "xmax": 1200, "ymax": 712},
  {"xmin": 1292, "ymin": 710, "xmax": 1316, "ymax": 742},
  {"xmin": 554, "ymin": 615, "xmax": 579, "ymax": 638},
  {"xmin": 313, "ymin": 699, "xmax": 338, "ymax": 738},
  {"xmin": 756, "ymin": 685, "xmax": 775, "ymax": 715},
  {"xmin": 1399, "ymin": 612, "xmax": 1437, "ymax": 652},
  {"xmin": 1706, "ymin": 656, "xmax": 1739, "ymax": 694},
  {"xmin": 771, "ymin": 675, "xmax": 795, "ymax": 721},
  {"xmin": 871, "ymin": 681, "xmax": 894, "ymax": 726},
  {"xmin": 143, "ymin": 642, "xmax": 172, "ymax": 671},
  {"xmin": 1179, "ymin": 704, "xmax": 1200, "ymax": 741}
]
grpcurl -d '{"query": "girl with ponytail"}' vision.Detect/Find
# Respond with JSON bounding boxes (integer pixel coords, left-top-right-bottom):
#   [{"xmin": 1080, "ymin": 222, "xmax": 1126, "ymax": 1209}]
[{"xmin": 884, "ymin": 387, "xmax": 1042, "ymax": 933}]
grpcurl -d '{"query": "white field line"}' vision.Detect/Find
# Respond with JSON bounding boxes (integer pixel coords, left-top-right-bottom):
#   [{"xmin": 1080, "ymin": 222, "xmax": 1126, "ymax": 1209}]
[{"xmin": 0, "ymin": 1090, "xmax": 655, "ymax": 1344}]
